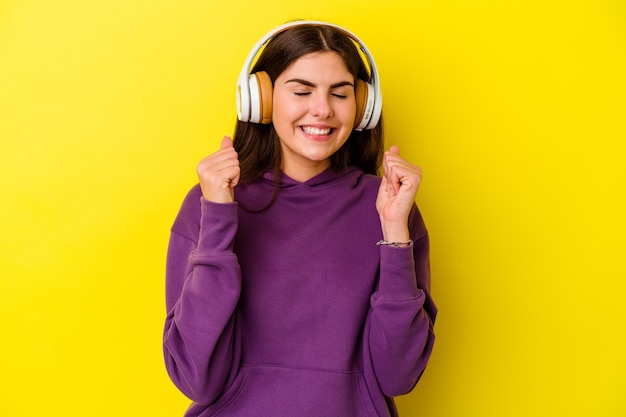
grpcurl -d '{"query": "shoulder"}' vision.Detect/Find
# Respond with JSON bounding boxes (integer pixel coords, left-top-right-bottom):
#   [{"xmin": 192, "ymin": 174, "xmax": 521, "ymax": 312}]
[
  {"xmin": 342, "ymin": 167, "xmax": 381, "ymax": 191},
  {"xmin": 356, "ymin": 171, "xmax": 382, "ymax": 188},
  {"xmin": 170, "ymin": 184, "xmax": 203, "ymax": 240},
  {"xmin": 409, "ymin": 204, "xmax": 429, "ymax": 240}
]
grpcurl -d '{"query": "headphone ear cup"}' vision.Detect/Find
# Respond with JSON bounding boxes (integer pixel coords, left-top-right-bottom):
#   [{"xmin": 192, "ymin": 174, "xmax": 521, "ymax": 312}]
[
  {"xmin": 354, "ymin": 79, "xmax": 375, "ymax": 130},
  {"xmin": 354, "ymin": 79, "xmax": 368, "ymax": 129},
  {"xmin": 256, "ymin": 71, "xmax": 273, "ymax": 124},
  {"xmin": 236, "ymin": 78, "xmax": 250, "ymax": 122},
  {"xmin": 248, "ymin": 71, "xmax": 273, "ymax": 124}
]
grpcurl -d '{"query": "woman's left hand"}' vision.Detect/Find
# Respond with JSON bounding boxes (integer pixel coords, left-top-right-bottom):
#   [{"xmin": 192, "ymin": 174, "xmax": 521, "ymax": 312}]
[{"xmin": 375, "ymin": 146, "xmax": 422, "ymax": 242}]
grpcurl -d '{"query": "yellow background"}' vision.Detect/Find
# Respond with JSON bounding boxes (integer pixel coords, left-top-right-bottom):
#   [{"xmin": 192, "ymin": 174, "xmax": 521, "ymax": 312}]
[{"xmin": 1, "ymin": 0, "xmax": 624, "ymax": 416}]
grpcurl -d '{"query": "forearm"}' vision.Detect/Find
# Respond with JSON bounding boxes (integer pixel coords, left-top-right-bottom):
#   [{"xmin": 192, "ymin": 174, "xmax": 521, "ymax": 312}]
[
  {"xmin": 368, "ymin": 237, "xmax": 436, "ymax": 396},
  {"xmin": 163, "ymin": 257, "xmax": 241, "ymax": 403},
  {"xmin": 163, "ymin": 199, "xmax": 242, "ymax": 404}
]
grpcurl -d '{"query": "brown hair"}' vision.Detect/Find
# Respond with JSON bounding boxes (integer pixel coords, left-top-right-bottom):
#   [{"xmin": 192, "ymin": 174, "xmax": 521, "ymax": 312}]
[{"xmin": 233, "ymin": 23, "xmax": 385, "ymax": 185}]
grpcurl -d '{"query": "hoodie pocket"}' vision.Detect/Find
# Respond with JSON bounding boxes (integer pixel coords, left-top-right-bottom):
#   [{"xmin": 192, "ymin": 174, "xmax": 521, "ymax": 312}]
[
  {"xmin": 202, "ymin": 363, "xmax": 380, "ymax": 417},
  {"xmin": 200, "ymin": 366, "xmax": 250, "ymax": 417}
]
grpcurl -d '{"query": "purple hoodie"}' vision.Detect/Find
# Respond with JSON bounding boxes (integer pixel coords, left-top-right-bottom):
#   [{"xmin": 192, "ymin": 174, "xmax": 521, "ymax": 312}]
[{"xmin": 163, "ymin": 167, "xmax": 436, "ymax": 417}]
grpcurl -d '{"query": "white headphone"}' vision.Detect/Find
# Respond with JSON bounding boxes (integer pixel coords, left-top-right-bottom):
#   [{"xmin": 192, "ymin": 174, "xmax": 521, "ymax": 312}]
[{"xmin": 236, "ymin": 20, "xmax": 382, "ymax": 131}]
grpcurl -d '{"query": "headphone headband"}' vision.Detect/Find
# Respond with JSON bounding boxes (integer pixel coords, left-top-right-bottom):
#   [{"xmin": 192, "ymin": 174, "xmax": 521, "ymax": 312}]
[{"xmin": 236, "ymin": 20, "xmax": 382, "ymax": 131}]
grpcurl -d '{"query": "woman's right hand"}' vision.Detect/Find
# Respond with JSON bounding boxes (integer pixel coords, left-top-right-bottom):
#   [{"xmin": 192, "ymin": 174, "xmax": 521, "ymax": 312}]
[{"xmin": 196, "ymin": 136, "xmax": 240, "ymax": 203}]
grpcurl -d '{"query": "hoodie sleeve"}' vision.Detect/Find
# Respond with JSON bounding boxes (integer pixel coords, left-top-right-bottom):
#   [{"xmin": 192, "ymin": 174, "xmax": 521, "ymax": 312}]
[
  {"xmin": 367, "ymin": 204, "xmax": 437, "ymax": 397},
  {"xmin": 163, "ymin": 187, "xmax": 242, "ymax": 405}
]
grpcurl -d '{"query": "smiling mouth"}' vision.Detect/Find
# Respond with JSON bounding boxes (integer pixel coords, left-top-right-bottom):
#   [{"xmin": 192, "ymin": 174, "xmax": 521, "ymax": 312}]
[{"xmin": 300, "ymin": 126, "xmax": 333, "ymax": 136}]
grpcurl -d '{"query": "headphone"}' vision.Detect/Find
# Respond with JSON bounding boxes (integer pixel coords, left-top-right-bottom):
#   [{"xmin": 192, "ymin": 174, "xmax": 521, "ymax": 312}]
[{"xmin": 236, "ymin": 20, "xmax": 382, "ymax": 131}]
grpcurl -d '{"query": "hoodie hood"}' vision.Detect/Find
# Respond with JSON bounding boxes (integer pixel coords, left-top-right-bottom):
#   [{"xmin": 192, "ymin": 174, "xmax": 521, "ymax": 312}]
[{"xmin": 257, "ymin": 166, "xmax": 366, "ymax": 189}]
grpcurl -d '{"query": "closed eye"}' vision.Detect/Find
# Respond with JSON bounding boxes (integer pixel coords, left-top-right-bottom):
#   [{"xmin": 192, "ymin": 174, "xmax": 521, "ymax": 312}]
[{"xmin": 285, "ymin": 78, "xmax": 354, "ymax": 99}]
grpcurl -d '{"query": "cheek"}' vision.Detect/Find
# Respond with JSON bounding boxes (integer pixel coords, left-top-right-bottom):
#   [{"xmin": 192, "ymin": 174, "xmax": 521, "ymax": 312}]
[
  {"xmin": 272, "ymin": 96, "xmax": 297, "ymax": 125},
  {"xmin": 272, "ymin": 95, "xmax": 298, "ymax": 138},
  {"xmin": 340, "ymin": 100, "xmax": 358, "ymax": 126}
]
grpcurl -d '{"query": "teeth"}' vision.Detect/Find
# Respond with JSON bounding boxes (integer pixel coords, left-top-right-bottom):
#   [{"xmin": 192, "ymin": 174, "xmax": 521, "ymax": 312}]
[{"xmin": 302, "ymin": 126, "xmax": 331, "ymax": 136}]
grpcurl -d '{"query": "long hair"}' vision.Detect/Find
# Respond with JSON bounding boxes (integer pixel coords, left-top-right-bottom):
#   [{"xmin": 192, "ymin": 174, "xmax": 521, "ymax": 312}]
[{"xmin": 233, "ymin": 23, "xmax": 385, "ymax": 185}]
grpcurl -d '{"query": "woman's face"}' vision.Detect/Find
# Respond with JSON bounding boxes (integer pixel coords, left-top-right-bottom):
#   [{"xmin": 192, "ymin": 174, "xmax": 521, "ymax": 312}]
[{"xmin": 272, "ymin": 51, "xmax": 356, "ymax": 182}]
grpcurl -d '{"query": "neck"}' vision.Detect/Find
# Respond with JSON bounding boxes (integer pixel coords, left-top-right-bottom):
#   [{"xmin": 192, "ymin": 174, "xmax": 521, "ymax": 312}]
[{"xmin": 281, "ymin": 161, "xmax": 331, "ymax": 183}]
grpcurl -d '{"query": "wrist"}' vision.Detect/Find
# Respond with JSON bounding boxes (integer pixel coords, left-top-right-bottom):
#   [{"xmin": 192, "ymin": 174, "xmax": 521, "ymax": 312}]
[
  {"xmin": 376, "ymin": 238, "xmax": 412, "ymax": 248},
  {"xmin": 380, "ymin": 219, "xmax": 410, "ymax": 243}
]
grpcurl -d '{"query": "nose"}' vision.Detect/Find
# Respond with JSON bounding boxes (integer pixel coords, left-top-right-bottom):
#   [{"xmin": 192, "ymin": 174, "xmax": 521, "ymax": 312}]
[{"xmin": 310, "ymin": 94, "xmax": 333, "ymax": 119}]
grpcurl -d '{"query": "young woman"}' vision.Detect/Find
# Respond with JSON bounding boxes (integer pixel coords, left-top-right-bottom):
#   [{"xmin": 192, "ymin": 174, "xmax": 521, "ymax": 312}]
[{"xmin": 163, "ymin": 21, "xmax": 437, "ymax": 417}]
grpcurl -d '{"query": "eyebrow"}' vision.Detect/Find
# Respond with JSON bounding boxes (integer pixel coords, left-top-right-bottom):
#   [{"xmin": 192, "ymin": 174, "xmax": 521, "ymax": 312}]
[{"xmin": 284, "ymin": 78, "xmax": 354, "ymax": 89}]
